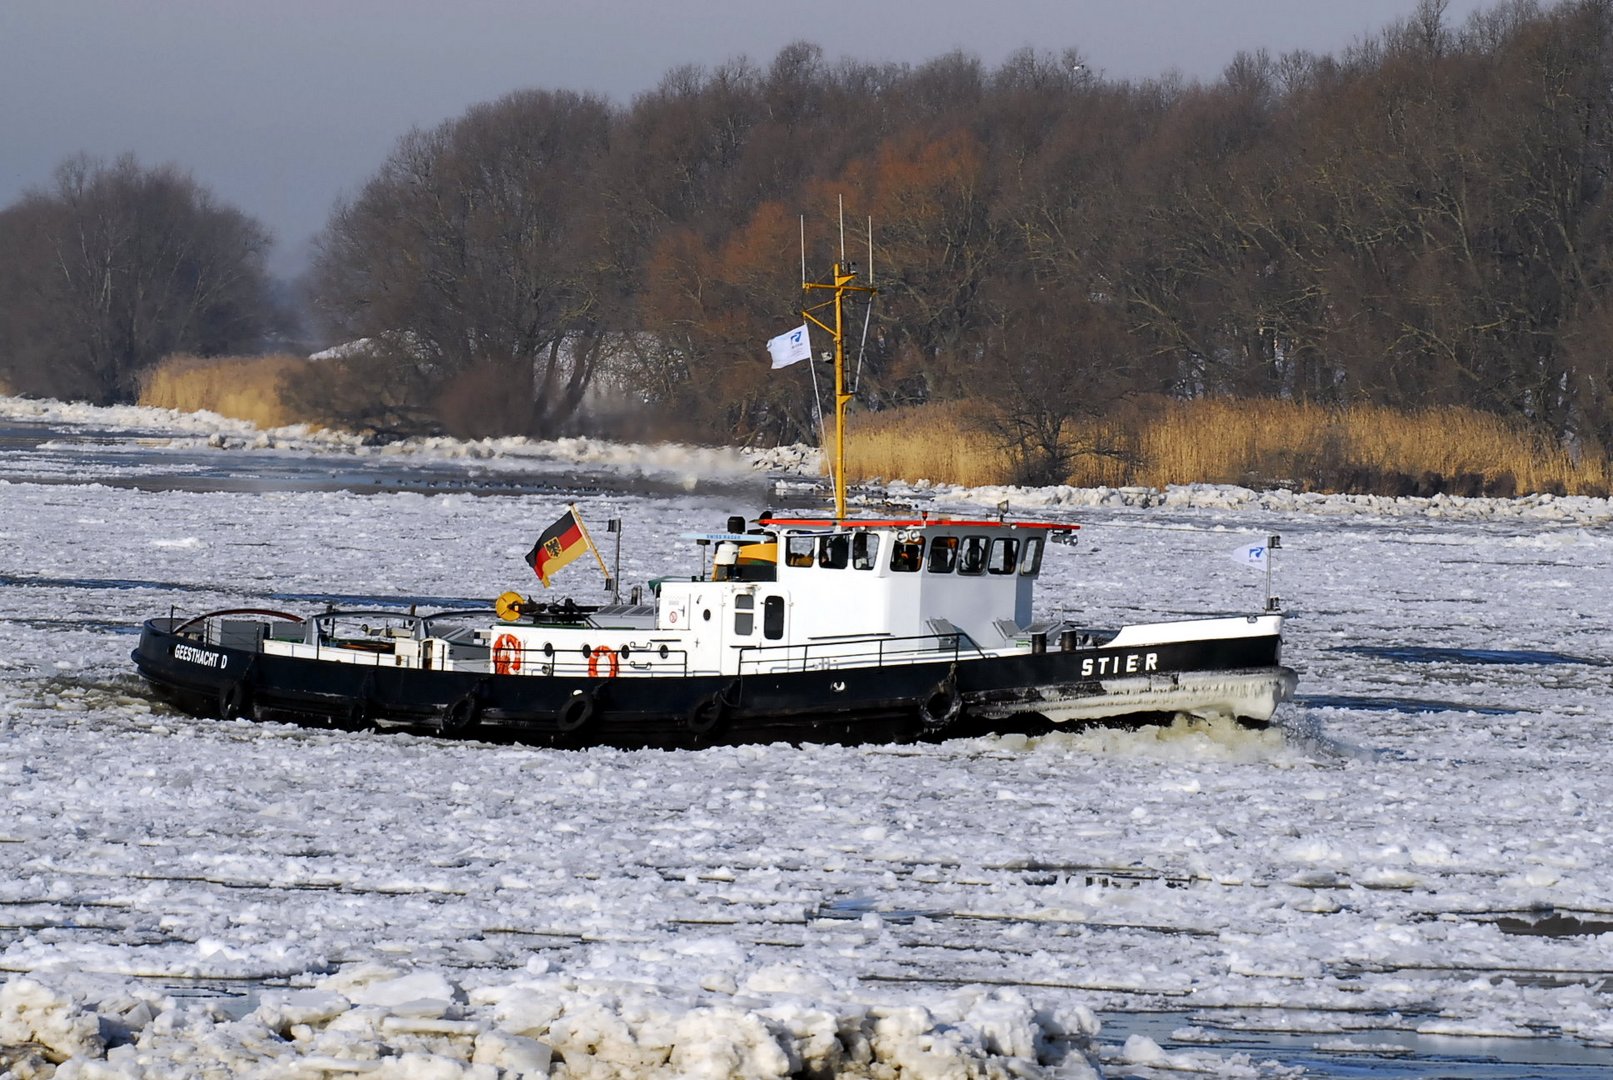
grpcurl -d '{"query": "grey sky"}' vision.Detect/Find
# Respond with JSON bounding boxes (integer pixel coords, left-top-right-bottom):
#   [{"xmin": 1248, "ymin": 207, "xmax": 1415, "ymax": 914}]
[{"xmin": 3, "ymin": 1, "xmax": 1492, "ymax": 276}]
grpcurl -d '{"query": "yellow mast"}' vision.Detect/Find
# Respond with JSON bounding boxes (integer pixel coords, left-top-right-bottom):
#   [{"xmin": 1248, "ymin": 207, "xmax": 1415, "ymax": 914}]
[{"xmin": 801, "ymin": 262, "xmax": 876, "ymax": 519}]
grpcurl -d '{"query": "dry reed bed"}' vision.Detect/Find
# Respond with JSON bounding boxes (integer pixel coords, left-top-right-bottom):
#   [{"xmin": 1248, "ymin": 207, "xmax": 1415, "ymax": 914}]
[
  {"xmin": 848, "ymin": 399, "xmax": 1612, "ymax": 497},
  {"xmin": 133, "ymin": 355, "xmax": 1610, "ymax": 497},
  {"xmin": 842, "ymin": 402, "xmax": 1012, "ymax": 488},
  {"xmin": 137, "ymin": 354, "xmax": 311, "ymax": 429}
]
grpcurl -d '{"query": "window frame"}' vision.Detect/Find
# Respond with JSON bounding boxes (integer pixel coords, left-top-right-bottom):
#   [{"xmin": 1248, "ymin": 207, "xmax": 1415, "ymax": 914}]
[
  {"xmin": 957, "ymin": 535, "xmax": 989, "ymax": 575},
  {"xmin": 1018, "ymin": 536, "xmax": 1045, "ymax": 576},
  {"xmin": 926, "ymin": 534, "xmax": 958, "ymax": 574},
  {"xmin": 890, "ymin": 536, "xmax": 924, "ymax": 573},
  {"xmin": 851, "ymin": 531, "xmax": 880, "ymax": 570},
  {"xmin": 784, "ymin": 535, "xmax": 816, "ymax": 568},
  {"xmin": 818, "ymin": 533, "xmax": 849, "ymax": 569},
  {"xmin": 987, "ymin": 536, "xmax": 1020, "ymax": 575}
]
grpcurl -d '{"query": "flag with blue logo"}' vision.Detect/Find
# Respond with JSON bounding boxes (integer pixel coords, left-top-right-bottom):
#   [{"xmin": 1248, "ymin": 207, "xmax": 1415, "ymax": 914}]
[
  {"xmin": 1229, "ymin": 541, "xmax": 1270, "ymax": 572},
  {"xmin": 767, "ymin": 323, "xmax": 812, "ymax": 369}
]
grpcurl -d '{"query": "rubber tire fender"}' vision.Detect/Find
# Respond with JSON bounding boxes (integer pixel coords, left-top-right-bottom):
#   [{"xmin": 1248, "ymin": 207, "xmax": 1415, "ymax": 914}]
[
  {"xmin": 441, "ymin": 692, "xmax": 481, "ymax": 737},
  {"xmin": 218, "ymin": 680, "xmax": 252, "ymax": 721},
  {"xmin": 345, "ymin": 672, "xmax": 377, "ymax": 730},
  {"xmin": 918, "ymin": 676, "xmax": 962, "ymax": 730},
  {"xmin": 687, "ymin": 695, "xmax": 726, "ymax": 737},
  {"xmin": 557, "ymin": 690, "xmax": 595, "ymax": 733}
]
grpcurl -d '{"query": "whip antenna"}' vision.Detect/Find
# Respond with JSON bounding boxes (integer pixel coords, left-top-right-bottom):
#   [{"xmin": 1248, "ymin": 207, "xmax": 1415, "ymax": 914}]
[
  {"xmin": 839, "ymin": 195, "xmax": 846, "ymax": 263},
  {"xmin": 867, "ymin": 216, "xmax": 874, "ymax": 284},
  {"xmin": 850, "ymin": 217, "xmax": 876, "ymax": 394}
]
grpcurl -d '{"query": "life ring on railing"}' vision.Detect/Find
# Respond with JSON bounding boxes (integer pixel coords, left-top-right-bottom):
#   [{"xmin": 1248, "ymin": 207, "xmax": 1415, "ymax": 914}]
[
  {"xmin": 587, "ymin": 645, "xmax": 620, "ymax": 679},
  {"xmin": 492, "ymin": 633, "xmax": 522, "ymax": 675}
]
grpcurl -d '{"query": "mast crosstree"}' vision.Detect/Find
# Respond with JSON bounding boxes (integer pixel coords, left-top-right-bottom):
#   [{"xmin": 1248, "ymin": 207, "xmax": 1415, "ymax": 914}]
[{"xmin": 801, "ymin": 261, "xmax": 876, "ymax": 519}]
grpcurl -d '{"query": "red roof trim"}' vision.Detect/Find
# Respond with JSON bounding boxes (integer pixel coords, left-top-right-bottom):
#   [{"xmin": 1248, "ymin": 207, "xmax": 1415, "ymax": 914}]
[{"xmin": 763, "ymin": 517, "xmax": 1077, "ymax": 531}]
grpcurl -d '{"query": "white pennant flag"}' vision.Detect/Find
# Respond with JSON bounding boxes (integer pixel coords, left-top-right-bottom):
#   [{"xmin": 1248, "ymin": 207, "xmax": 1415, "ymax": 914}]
[
  {"xmin": 767, "ymin": 323, "xmax": 812, "ymax": 369},
  {"xmin": 1228, "ymin": 541, "xmax": 1270, "ymax": 573}
]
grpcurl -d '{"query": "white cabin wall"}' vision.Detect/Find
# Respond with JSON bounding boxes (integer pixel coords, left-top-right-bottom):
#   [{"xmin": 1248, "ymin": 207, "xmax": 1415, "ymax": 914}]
[
  {"xmin": 1015, "ymin": 575, "xmax": 1034, "ymax": 629},
  {"xmin": 916, "ymin": 573, "xmax": 1021, "ymax": 646},
  {"xmin": 657, "ymin": 581, "xmax": 728, "ymax": 670},
  {"xmin": 774, "ymin": 562, "xmax": 909, "ymax": 639}
]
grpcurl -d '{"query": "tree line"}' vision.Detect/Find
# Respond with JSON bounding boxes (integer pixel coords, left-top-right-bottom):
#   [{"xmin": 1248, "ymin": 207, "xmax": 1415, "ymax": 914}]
[
  {"xmin": 4, "ymin": 0, "xmax": 1613, "ymax": 480},
  {"xmin": 0, "ymin": 155, "xmax": 278, "ymax": 404}
]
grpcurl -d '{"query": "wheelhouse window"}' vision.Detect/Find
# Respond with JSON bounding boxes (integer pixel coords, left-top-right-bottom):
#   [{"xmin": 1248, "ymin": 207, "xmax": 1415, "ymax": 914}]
[
  {"xmin": 733, "ymin": 593, "xmax": 754, "ymax": 636},
  {"xmin": 958, "ymin": 536, "xmax": 988, "ymax": 575},
  {"xmin": 926, "ymin": 535, "xmax": 958, "ymax": 573},
  {"xmin": 763, "ymin": 595, "xmax": 785, "ymax": 639},
  {"xmin": 818, "ymin": 533, "xmax": 849, "ymax": 569},
  {"xmin": 988, "ymin": 537, "xmax": 1020, "ymax": 575},
  {"xmin": 785, "ymin": 535, "xmax": 816, "ymax": 568},
  {"xmin": 890, "ymin": 535, "xmax": 923, "ymax": 573},
  {"xmin": 851, "ymin": 532, "xmax": 880, "ymax": 570},
  {"xmin": 1019, "ymin": 536, "xmax": 1045, "ymax": 576}
]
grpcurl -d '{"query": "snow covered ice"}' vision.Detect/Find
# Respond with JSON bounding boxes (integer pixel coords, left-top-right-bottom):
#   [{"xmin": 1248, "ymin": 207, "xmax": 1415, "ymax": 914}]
[{"xmin": 4, "ymin": 397, "xmax": 1613, "ymax": 1077}]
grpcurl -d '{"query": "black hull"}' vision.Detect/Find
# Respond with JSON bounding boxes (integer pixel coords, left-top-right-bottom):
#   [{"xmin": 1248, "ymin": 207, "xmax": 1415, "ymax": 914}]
[{"xmin": 132, "ymin": 618, "xmax": 1294, "ymax": 750}]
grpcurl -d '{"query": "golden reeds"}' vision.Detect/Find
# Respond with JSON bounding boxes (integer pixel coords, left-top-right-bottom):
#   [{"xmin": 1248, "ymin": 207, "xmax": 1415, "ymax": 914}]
[
  {"xmin": 133, "ymin": 355, "xmax": 1611, "ymax": 497},
  {"xmin": 138, "ymin": 354, "xmax": 310, "ymax": 429},
  {"xmin": 843, "ymin": 402, "xmax": 1013, "ymax": 487},
  {"xmin": 846, "ymin": 398, "xmax": 1612, "ymax": 497}
]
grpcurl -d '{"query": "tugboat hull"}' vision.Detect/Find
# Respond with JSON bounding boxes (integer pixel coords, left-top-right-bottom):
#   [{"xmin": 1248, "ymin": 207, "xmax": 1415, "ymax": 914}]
[{"xmin": 132, "ymin": 615, "xmax": 1295, "ymax": 749}]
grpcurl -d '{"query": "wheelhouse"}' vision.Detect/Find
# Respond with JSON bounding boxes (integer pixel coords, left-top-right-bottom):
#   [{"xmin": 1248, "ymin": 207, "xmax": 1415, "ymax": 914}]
[{"xmin": 660, "ymin": 517, "xmax": 1075, "ymax": 661}]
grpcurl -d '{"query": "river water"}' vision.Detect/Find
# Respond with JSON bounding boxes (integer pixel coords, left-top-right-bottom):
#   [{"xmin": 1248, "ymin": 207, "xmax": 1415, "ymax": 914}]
[{"xmin": 4, "ymin": 411, "xmax": 1613, "ymax": 1078}]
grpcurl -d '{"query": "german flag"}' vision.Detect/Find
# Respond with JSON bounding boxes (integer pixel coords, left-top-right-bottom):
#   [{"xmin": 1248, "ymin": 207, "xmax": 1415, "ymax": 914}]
[{"xmin": 526, "ymin": 507, "xmax": 589, "ymax": 587}]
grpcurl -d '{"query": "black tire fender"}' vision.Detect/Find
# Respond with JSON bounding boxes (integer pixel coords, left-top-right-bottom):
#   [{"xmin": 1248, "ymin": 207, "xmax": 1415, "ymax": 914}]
[
  {"xmin": 441, "ymin": 693, "xmax": 480, "ymax": 736},
  {"xmin": 345, "ymin": 671, "xmax": 377, "ymax": 729},
  {"xmin": 918, "ymin": 675, "xmax": 962, "ymax": 729},
  {"xmin": 687, "ymin": 695, "xmax": 726, "ymax": 737},
  {"xmin": 557, "ymin": 690, "xmax": 595, "ymax": 732},
  {"xmin": 218, "ymin": 680, "xmax": 252, "ymax": 721}
]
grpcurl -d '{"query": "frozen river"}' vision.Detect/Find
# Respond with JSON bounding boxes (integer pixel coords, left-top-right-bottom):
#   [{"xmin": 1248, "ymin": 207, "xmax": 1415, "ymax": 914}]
[{"xmin": 4, "ymin": 399, "xmax": 1613, "ymax": 1078}]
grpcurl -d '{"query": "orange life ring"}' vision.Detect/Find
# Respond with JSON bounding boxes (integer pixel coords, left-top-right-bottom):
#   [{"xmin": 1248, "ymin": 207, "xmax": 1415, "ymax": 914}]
[
  {"xmin": 587, "ymin": 644, "xmax": 620, "ymax": 679},
  {"xmin": 492, "ymin": 633, "xmax": 522, "ymax": 675}
]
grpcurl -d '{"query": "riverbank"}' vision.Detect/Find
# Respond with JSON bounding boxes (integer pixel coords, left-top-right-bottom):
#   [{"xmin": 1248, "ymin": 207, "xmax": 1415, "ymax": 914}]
[
  {"xmin": 131, "ymin": 353, "xmax": 1613, "ymax": 499},
  {"xmin": 846, "ymin": 399, "xmax": 1612, "ymax": 498}
]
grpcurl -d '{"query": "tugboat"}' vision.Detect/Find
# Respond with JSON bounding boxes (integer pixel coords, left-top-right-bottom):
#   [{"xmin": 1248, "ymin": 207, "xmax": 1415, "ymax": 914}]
[{"xmin": 132, "ymin": 257, "xmax": 1297, "ymax": 749}]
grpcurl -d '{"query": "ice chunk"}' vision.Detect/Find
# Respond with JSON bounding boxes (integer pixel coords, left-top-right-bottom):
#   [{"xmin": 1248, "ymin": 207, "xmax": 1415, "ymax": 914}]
[
  {"xmin": 0, "ymin": 977, "xmax": 106, "ymax": 1063},
  {"xmin": 472, "ymin": 1030, "xmax": 553, "ymax": 1076},
  {"xmin": 344, "ymin": 971, "xmax": 460, "ymax": 1016},
  {"xmin": 254, "ymin": 989, "xmax": 352, "ymax": 1034}
]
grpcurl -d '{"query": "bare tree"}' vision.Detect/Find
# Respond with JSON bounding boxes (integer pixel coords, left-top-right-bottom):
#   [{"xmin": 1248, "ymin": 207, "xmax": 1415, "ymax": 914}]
[
  {"xmin": 292, "ymin": 4, "xmax": 1613, "ymax": 457},
  {"xmin": 312, "ymin": 89, "xmax": 616, "ymax": 437},
  {"xmin": 0, "ymin": 155, "xmax": 273, "ymax": 403}
]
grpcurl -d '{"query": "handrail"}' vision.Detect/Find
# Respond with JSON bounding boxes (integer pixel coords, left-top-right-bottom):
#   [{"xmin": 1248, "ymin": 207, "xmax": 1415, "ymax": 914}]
[
  {"xmin": 496, "ymin": 640, "xmax": 693, "ymax": 678},
  {"xmin": 314, "ymin": 609, "xmax": 426, "ymax": 624},
  {"xmin": 735, "ymin": 630, "xmax": 964, "ymax": 674},
  {"xmin": 172, "ymin": 607, "xmax": 306, "ymax": 634}
]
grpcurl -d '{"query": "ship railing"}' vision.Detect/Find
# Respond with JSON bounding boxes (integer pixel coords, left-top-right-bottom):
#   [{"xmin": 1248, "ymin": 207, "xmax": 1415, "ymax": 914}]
[
  {"xmin": 496, "ymin": 641, "xmax": 695, "ymax": 678},
  {"xmin": 735, "ymin": 631, "xmax": 966, "ymax": 675},
  {"xmin": 158, "ymin": 606, "xmax": 309, "ymax": 650}
]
